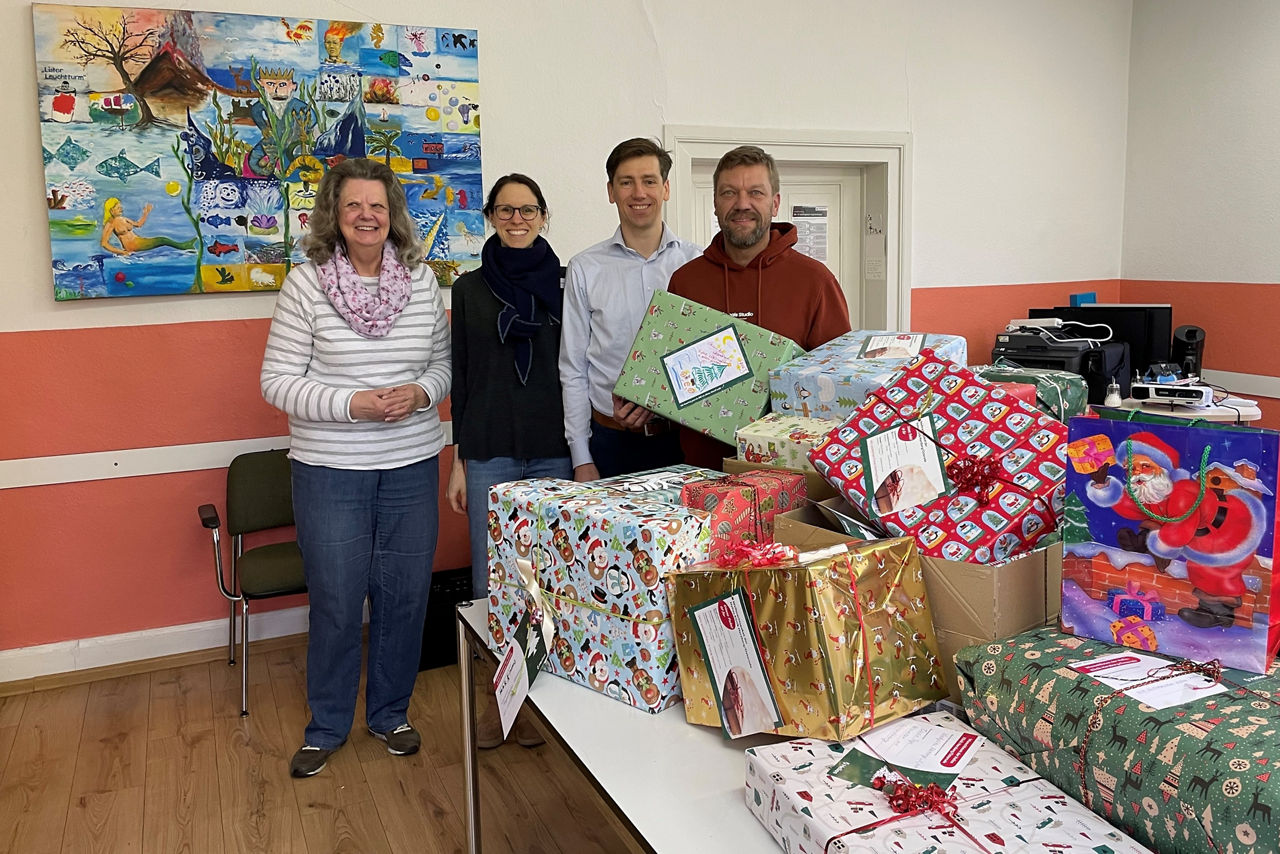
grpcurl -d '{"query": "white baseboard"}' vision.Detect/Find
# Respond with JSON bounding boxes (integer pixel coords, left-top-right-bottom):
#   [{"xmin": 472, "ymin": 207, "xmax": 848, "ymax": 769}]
[
  {"xmin": 1, "ymin": 423, "xmax": 453, "ymax": 491},
  {"xmin": 1200, "ymin": 369, "xmax": 1280, "ymax": 400},
  {"xmin": 0, "ymin": 605, "xmax": 310, "ymax": 682}
]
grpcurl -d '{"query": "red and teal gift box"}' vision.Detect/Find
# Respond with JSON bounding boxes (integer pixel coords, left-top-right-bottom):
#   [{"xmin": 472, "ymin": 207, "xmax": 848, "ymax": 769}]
[
  {"xmin": 486, "ymin": 477, "xmax": 710, "ymax": 712},
  {"xmin": 806, "ymin": 348, "xmax": 1067, "ymax": 563},
  {"xmin": 679, "ymin": 470, "xmax": 807, "ymax": 562}
]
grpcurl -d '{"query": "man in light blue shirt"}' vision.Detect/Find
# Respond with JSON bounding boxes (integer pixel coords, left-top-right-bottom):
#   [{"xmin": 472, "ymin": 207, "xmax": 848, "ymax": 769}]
[{"xmin": 559, "ymin": 138, "xmax": 702, "ymax": 480}]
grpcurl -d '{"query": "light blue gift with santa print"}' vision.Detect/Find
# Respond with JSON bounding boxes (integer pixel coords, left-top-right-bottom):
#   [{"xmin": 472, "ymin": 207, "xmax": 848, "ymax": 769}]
[{"xmin": 769, "ymin": 330, "xmax": 967, "ymax": 421}]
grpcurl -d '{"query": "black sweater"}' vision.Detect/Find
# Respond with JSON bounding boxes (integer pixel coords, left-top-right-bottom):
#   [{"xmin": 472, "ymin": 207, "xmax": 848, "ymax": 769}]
[{"xmin": 450, "ymin": 268, "xmax": 570, "ymax": 462}]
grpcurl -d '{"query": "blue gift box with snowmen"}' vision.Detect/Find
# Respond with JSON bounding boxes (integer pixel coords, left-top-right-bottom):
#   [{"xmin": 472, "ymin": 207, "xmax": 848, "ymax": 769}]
[{"xmin": 768, "ymin": 330, "xmax": 967, "ymax": 422}]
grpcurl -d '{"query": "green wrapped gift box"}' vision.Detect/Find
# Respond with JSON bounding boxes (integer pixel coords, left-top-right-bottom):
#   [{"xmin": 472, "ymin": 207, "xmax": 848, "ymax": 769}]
[
  {"xmin": 955, "ymin": 626, "xmax": 1280, "ymax": 854},
  {"xmin": 613, "ymin": 291, "xmax": 803, "ymax": 445}
]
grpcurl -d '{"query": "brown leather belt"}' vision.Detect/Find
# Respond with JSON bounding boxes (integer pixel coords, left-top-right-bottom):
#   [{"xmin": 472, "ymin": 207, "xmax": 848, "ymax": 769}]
[{"xmin": 591, "ymin": 409, "xmax": 671, "ymax": 437}]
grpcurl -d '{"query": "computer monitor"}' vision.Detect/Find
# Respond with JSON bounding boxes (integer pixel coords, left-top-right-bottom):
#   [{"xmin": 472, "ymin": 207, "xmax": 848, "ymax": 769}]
[{"xmin": 1028, "ymin": 304, "xmax": 1172, "ymax": 376}]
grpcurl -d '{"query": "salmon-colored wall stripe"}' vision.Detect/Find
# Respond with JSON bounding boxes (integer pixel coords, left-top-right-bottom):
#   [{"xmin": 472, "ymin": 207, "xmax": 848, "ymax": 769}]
[
  {"xmin": 1, "ymin": 319, "xmax": 286, "ymax": 461},
  {"xmin": 910, "ymin": 280, "xmax": 1123, "ymax": 360},
  {"xmin": 1, "ymin": 318, "xmax": 453, "ymax": 461},
  {"xmin": 1118, "ymin": 280, "xmax": 1280, "ymax": 378},
  {"xmin": 1250, "ymin": 396, "xmax": 1279, "ymax": 431},
  {"xmin": 1, "ymin": 458, "xmax": 470, "ymax": 650}
]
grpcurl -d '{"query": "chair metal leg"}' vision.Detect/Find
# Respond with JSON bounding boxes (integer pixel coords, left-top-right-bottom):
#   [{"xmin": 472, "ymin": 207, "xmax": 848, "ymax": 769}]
[
  {"xmin": 228, "ymin": 600, "xmax": 237, "ymax": 665},
  {"xmin": 240, "ymin": 599, "xmax": 250, "ymax": 717}
]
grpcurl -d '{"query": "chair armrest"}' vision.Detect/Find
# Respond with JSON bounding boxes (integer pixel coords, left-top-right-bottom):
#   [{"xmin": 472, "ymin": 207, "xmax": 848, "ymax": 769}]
[{"xmin": 198, "ymin": 504, "xmax": 221, "ymax": 529}]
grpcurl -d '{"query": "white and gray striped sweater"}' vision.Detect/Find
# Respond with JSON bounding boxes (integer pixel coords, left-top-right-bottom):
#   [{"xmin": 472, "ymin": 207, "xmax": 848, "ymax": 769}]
[{"xmin": 260, "ymin": 261, "xmax": 452, "ymax": 470}]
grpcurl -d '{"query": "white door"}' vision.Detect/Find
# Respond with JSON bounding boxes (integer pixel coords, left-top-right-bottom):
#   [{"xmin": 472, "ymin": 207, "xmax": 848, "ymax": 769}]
[{"xmin": 691, "ymin": 163, "xmax": 864, "ymax": 328}]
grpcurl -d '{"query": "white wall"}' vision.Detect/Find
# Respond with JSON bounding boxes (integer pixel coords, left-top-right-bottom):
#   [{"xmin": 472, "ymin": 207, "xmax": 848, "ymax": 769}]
[
  {"xmin": 4, "ymin": 0, "xmax": 1133, "ymax": 335},
  {"xmin": 1123, "ymin": 0, "xmax": 1280, "ymax": 282}
]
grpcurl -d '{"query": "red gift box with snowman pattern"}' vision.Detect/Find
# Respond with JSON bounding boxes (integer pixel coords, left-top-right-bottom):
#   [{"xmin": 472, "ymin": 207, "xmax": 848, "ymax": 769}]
[
  {"xmin": 485, "ymin": 477, "xmax": 711, "ymax": 712},
  {"xmin": 806, "ymin": 349, "xmax": 1067, "ymax": 563}
]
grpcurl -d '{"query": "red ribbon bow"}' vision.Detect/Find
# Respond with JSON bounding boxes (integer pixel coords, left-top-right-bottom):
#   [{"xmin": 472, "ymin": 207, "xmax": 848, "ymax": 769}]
[
  {"xmin": 873, "ymin": 778, "xmax": 960, "ymax": 819},
  {"xmin": 945, "ymin": 454, "xmax": 1003, "ymax": 504},
  {"xmin": 714, "ymin": 542, "xmax": 798, "ymax": 568}
]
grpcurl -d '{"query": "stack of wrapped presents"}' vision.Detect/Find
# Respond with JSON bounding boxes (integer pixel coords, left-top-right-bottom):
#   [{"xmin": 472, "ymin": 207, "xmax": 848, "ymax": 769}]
[{"xmin": 479, "ymin": 293, "xmax": 1278, "ymax": 853}]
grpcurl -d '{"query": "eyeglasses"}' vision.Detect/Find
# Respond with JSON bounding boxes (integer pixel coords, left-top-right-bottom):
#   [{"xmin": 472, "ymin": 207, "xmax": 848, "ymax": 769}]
[{"xmin": 493, "ymin": 204, "xmax": 542, "ymax": 221}]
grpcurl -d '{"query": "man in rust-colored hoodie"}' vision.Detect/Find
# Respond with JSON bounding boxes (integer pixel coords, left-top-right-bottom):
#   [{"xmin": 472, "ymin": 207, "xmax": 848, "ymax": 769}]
[{"xmin": 669, "ymin": 145, "xmax": 851, "ymax": 467}]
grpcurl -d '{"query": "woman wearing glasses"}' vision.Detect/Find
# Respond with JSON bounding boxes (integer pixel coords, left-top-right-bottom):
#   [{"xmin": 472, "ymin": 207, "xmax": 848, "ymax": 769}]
[{"xmin": 447, "ymin": 174, "xmax": 567, "ymax": 748}]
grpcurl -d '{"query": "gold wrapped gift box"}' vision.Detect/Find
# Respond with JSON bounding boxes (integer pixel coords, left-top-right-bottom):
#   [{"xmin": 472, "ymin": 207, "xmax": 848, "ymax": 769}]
[{"xmin": 666, "ymin": 537, "xmax": 946, "ymax": 741}]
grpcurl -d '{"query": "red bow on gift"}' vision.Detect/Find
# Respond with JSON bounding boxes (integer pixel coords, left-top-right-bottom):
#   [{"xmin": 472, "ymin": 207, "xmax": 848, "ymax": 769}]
[
  {"xmin": 945, "ymin": 454, "xmax": 1003, "ymax": 505},
  {"xmin": 714, "ymin": 542, "xmax": 798, "ymax": 568},
  {"xmin": 873, "ymin": 777, "xmax": 959, "ymax": 819}
]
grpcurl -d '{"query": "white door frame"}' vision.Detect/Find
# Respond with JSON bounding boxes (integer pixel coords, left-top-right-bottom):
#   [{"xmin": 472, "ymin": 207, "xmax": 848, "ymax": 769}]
[{"xmin": 663, "ymin": 125, "xmax": 911, "ymax": 330}]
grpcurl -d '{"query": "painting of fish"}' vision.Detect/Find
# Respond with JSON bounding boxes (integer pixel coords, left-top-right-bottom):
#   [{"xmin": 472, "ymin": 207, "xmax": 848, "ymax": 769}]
[
  {"xmin": 35, "ymin": 5, "xmax": 482, "ymax": 300},
  {"xmin": 205, "ymin": 239, "xmax": 239, "ymax": 257},
  {"xmin": 378, "ymin": 50, "xmax": 411, "ymax": 71},
  {"xmin": 95, "ymin": 150, "xmax": 163, "ymax": 183},
  {"xmin": 53, "ymin": 136, "xmax": 90, "ymax": 170}
]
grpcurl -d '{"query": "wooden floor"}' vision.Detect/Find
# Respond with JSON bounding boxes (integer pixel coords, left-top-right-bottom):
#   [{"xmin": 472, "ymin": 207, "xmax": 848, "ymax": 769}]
[{"xmin": 0, "ymin": 640, "xmax": 648, "ymax": 853}]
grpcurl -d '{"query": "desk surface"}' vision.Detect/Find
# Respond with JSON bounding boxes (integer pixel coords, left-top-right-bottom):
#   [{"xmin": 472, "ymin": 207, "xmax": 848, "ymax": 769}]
[
  {"xmin": 457, "ymin": 600, "xmax": 784, "ymax": 853},
  {"xmin": 1117, "ymin": 397, "xmax": 1261, "ymax": 422}
]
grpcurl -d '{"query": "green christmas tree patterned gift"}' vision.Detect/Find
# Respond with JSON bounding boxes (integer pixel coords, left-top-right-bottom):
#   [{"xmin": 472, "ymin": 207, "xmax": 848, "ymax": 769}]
[
  {"xmin": 954, "ymin": 626, "xmax": 1280, "ymax": 854},
  {"xmin": 614, "ymin": 291, "xmax": 803, "ymax": 445}
]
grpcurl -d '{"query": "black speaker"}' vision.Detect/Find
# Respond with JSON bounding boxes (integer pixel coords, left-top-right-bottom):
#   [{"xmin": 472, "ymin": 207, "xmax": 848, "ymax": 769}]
[
  {"xmin": 419, "ymin": 567, "xmax": 473, "ymax": 671},
  {"xmin": 1171, "ymin": 325, "xmax": 1206, "ymax": 378}
]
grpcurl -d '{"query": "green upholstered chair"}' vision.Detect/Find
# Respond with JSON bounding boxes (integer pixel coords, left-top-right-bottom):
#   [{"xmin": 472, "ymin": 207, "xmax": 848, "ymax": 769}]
[{"xmin": 198, "ymin": 448, "xmax": 306, "ymax": 716}]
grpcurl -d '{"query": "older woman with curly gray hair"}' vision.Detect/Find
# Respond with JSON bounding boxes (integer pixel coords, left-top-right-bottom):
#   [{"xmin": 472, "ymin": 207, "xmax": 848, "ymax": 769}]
[{"xmin": 261, "ymin": 158, "xmax": 451, "ymax": 778}]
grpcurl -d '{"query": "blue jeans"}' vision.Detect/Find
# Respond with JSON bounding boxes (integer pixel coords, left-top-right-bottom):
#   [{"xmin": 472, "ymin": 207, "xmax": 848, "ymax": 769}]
[
  {"xmin": 588, "ymin": 423, "xmax": 683, "ymax": 479},
  {"xmin": 291, "ymin": 457, "xmax": 439, "ymax": 749},
  {"xmin": 464, "ymin": 456, "xmax": 571, "ymax": 596}
]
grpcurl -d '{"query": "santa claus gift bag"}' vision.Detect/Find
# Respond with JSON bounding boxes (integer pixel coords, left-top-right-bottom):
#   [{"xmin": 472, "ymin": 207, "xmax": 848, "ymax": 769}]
[{"xmin": 1062, "ymin": 410, "xmax": 1280, "ymax": 672}]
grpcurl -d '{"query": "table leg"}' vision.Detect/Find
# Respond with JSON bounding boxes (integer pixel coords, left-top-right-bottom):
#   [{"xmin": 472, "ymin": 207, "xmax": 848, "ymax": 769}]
[{"xmin": 457, "ymin": 604, "xmax": 481, "ymax": 853}]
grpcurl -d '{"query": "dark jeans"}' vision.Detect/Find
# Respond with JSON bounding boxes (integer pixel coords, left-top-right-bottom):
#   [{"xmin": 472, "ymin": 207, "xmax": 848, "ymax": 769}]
[
  {"xmin": 588, "ymin": 422, "xmax": 683, "ymax": 479},
  {"xmin": 464, "ymin": 455, "xmax": 573, "ymax": 597},
  {"xmin": 291, "ymin": 457, "xmax": 439, "ymax": 749}
]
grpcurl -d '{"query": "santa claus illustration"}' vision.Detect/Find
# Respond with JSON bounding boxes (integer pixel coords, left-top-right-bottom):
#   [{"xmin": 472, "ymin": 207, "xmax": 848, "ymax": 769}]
[{"xmin": 1086, "ymin": 431, "xmax": 1269, "ymax": 629}]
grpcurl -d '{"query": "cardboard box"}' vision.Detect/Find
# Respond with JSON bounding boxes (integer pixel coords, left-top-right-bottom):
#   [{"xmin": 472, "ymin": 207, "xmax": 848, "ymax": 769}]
[
  {"xmin": 722, "ymin": 457, "xmax": 837, "ymax": 502},
  {"xmin": 923, "ymin": 539, "xmax": 1061, "ymax": 700},
  {"xmin": 772, "ymin": 503, "xmax": 860, "ymax": 551},
  {"xmin": 773, "ymin": 497, "xmax": 883, "ymax": 543},
  {"xmin": 921, "ymin": 540, "xmax": 1063, "ymax": 642}
]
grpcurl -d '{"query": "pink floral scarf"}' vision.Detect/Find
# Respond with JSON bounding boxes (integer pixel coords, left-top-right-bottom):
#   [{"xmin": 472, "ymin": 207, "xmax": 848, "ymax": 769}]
[{"xmin": 317, "ymin": 242, "xmax": 413, "ymax": 338}]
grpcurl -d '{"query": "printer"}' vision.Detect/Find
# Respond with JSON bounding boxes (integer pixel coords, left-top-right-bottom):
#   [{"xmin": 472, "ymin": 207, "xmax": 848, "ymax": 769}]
[{"xmin": 992, "ymin": 331, "xmax": 1130, "ymax": 405}]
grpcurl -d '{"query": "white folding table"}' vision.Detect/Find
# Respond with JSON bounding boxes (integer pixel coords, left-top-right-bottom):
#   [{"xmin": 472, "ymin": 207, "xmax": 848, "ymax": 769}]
[{"xmin": 455, "ymin": 599, "xmax": 786, "ymax": 853}]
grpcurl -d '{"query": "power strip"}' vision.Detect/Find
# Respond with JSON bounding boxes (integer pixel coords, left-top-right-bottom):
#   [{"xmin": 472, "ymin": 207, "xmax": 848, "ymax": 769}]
[{"xmin": 1006, "ymin": 318, "xmax": 1062, "ymax": 331}]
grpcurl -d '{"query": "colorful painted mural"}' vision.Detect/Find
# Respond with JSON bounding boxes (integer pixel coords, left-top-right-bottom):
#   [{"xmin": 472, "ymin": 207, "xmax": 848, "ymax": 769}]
[{"xmin": 34, "ymin": 5, "xmax": 482, "ymax": 300}]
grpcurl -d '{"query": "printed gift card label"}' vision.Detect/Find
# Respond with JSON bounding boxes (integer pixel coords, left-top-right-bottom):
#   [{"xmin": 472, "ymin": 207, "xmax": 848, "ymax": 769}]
[
  {"xmin": 662, "ymin": 325, "xmax": 753, "ymax": 407},
  {"xmin": 688, "ymin": 588, "xmax": 781, "ymax": 739},
  {"xmin": 859, "ymin": 417, "xmax": 951, "ymax": 517},
  {"xmin": 857, "ymin": 332, "xmax": 924, "ymax": 359}
]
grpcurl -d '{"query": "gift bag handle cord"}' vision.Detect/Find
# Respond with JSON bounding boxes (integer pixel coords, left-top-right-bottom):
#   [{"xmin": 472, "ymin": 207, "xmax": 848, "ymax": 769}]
[{"xmin": 1123, "ymin": 439, "xmax": 1212, "ymax": 523}]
